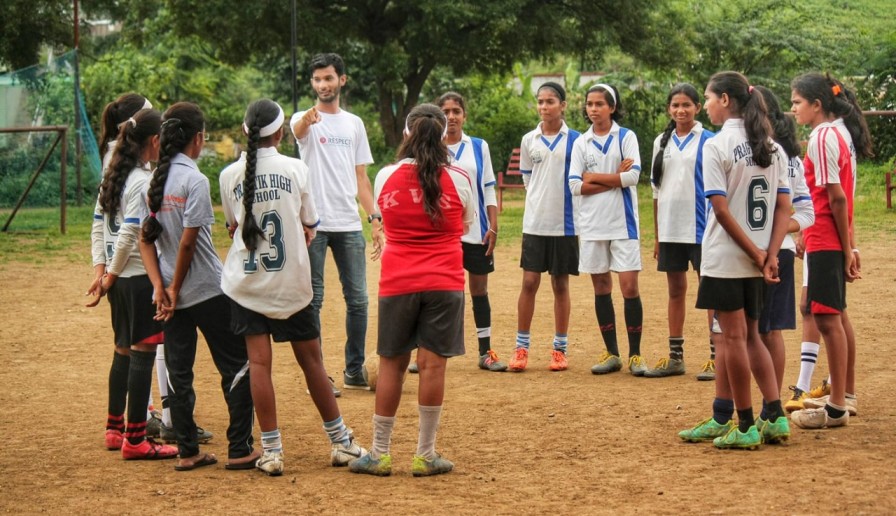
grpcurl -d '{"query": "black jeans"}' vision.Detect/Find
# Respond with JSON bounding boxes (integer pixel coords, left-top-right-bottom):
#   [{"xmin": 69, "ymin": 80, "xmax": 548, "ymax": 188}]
[{"xmin": 163, "ymin": 294, "xmax": 254, "ymax": 459}]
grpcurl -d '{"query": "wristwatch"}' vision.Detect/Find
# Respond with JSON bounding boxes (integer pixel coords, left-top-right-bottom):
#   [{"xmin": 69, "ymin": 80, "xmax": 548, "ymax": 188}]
[{"xmin": 367, "ymin": 213, "xmax": 382, "ymax": 223}]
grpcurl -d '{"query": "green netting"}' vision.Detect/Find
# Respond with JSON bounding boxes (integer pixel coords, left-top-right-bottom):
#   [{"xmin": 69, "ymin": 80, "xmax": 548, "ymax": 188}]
[{"xmin": 0, "ymin": 50, "xmax": 101, "ymax": 208}]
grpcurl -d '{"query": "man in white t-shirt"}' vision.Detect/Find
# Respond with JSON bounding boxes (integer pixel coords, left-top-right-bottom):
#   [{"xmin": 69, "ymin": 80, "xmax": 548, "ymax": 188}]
[{"xmin": 290, "ymin": 53, "xmax": 383, "ymax": 391}]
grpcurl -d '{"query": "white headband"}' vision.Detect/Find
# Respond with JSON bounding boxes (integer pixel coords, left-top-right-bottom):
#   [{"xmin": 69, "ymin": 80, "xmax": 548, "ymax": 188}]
[
  {"xmin": 403, "ymin": 113, "xmax": 449, "ymax": 140},
  {"xmin": 243, "ymin": 105, "xmax": 285, "ymax": 138},
  {"xmin": 592, "ymin": 83, "xmax": 617, "ymax": 105},
  {"xmin": 142, "ymin": 98, "xmax": 153, "ymax": 110}
]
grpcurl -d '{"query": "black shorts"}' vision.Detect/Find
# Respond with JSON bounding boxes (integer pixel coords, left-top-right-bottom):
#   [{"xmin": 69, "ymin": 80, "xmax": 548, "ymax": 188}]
[
  {"xmin": 520, "ymin": 234, "xmax": 579, "ymax": 276},
  {"xmin": 657, "ymin": 242, "xmax": 702, "ymax": 272},
  {"xmin": 228, "ymin": 299, "xmax": 320, "ymax": 343},
  {"xmin": 759, "ymin": 250, "xmax": 796, "ymax": 333},
  {"xmin": 377, "ymin": 291, "xmax": 465, "ymax": 358},
  {"xmin": 462, "ymin": 242, "xmax": 495, "ymax": 275},
  {"xmin": 696, "ymin": 276, "xmax": 766, "ymax": 321},
  {"xmin": 107, "ymin": 275, "xmax": 164, "ymax": 348},
  {"xmin": 807, "ymin": 250, "xmax": 847, "ymax": 314}
]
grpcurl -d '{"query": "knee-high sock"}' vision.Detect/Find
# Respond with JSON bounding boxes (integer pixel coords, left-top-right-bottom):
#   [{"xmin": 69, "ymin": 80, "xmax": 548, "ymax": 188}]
[
  {"xmin": 624, "ymin": 296, "xmax": 643, "ymax": 357},
  {"xmin": 472, "ymin": 294, "xmax": 491, "ymax": 356},
  {"xmin": 595, "ymin": 294, "xmax": 618, "ymax": 356},
  {"xmin": 155, "ymin": 344, "xmax": 172, "ymax": 426},
  {"xmin": 125, "ymin": 350, "xmax": 155, "ymax": 445},
  {"xmin": 107, "ymin": 352, "xmax": 129, "ymax": 431},
  {"xmin": 796, "ymin": 341, "xmax": 820, "ymax": 392},
  {"xmin": 416, "ymin": 405, "xmax": 443, "ymax": 460},
  {"xmin": 371, "ymin": 414, "xmax": 395, "ymax": 459}
]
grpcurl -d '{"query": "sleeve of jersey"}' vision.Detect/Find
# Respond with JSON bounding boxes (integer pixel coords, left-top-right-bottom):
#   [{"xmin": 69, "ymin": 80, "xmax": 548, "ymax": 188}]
[
  {"xmin": 813, "ymin": 128, "xmax": 843, "ymax": 187},
  {"xmin": 107, "ymin": 180, "xmax": 145, "ymax": 275},
  {"xmin": 567, "ymin": 139, "xmax": 585, "ymax": 196},
  {"xmin": 219, "ymin": 170, "xmax": 236, "ymax": 229},
  {"xmin": 650, "ymin": 135, "xmax": 661, "ymax": 199},
  {"xmin": 354, "ymin": 118, "xmax": 374, "ymax": 166},
  {"xmin": 789, "ymin": 158, "xmax": 814, "ymax": 230},
  {"xmin": 183, "ymin": 176, "xmax": 216, "ymax": 228},
  {"xmin": 775, "ymin": 150, "xmax": 791, "ymax": 195},
  {"xmin": 481, "ymin": 141, "xmax": 497, "ymax": 207},
  {"xmin": 702, "ymin": 142, "xmax": 727, "ymax": 198},
  {"xmin": 519, "ymin": 136, "xmax": 532, "ymax": 188},
  {"xmin": 91, "ymin": 197, "xmax": 106, "ymax": 266},
  {"xmin": 299, "ymin": 170, "xmax": 320, "ymax": 228},
  {"xmin": 619, "ymin": 132, "xmax": 641, "ymax": 188},
  {"xmin": 450, "ymin": 168, "xmax": 474, "ymax": 233}
]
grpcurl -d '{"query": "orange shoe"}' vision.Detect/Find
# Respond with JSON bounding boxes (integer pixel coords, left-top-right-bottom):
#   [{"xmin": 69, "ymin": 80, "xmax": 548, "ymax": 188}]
[
  {"xmin": 549, "ymin": 350, "xmax": 568, "ymax": 371},
  {"xmin": 508, "ymin": 347, "xmax": 528, "ymax": 372},
  {"xmin": 121, "ymin": 438, "xmax": 178, "ymax": 460}
]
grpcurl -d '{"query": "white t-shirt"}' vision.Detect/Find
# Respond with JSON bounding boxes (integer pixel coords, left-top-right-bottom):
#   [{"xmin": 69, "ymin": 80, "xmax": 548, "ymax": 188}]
[
  {"xmin": 650, "ymin": 122, "xmax": 715, "ymax": 244},
  {"xmin": 290, "ymin": 109, "xmax": 373, "ymax": 232},
  {"xmin": 701, "ymin": 119, "xmax": 790, "ymax": 278},
  {"xmin": 569, "ymin": 122, "xmax": 641, "ymax": 241},
  {"xmin": 447, "ymin": 133, "xmax": 497, "ymax": 244},
  {"xmin": 91, "ymin": 164, "xmax": 152, "ymax": 277},
  {"xmin": 220, "ymin": 147, "xmax": 319, "ymax": 319},
  {"xmin": 519, "ymin": 121, "xmax": 580, "ymax": 236}
]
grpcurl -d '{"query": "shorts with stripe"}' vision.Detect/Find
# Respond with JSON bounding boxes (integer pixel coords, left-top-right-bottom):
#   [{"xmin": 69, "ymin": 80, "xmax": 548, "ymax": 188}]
[
  {"xmin": 806, "ymin": 250, "xmax": 846, "ymax": 315},
  {"xmin": 108, "ymin": 274, "xmax": 164, "ymax": 348},
  {"xmin": 462, "ymin": 242, "xmax": 495, "ymax": 275},
  {"xmin": 579, "ymin": 239, "xmax": 641, "ymax": 274},
  {"xmin": 377, "ymin": 291, "xmax": 465, "ymax": 358},
  {"xmin": 657, "ymin": 242, "xmax": 701, "ymax": 272},
  {"xmin": 696, "ymin": 276, "xmax": 766, "ymax": 321},
  {"xmin": 759, "ymin": 249, "xmax": 796, "ymax": 333},
  {"xmin": 228, "ymin": 299, "xmax": 320, "ymax": 343},
  {"xmin": 520, "ymin": 234, "xmax": 579, "ymax": 276}
]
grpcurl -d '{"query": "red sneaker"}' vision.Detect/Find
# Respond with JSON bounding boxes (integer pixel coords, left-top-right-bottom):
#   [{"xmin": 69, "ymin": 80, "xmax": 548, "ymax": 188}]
[
  {"xmin": 105, "ymin": 429, "xmax": 123, "ymax": 450},
  {"xmin": 549, "ymin": 350, "xmax": 568, "ymax": 371},
  {"xmin": 121, "ymin": 438, "xmax": 178, "ymax": 460},
  {"xmin": 508, "ymin": 347, "xmax": 528, "ymax": 372}
]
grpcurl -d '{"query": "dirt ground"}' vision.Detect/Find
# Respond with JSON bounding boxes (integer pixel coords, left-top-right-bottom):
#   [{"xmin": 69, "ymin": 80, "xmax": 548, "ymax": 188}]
[{"xmin": 1, "ymin": 231, "xmax": 894, "ymax": 515}]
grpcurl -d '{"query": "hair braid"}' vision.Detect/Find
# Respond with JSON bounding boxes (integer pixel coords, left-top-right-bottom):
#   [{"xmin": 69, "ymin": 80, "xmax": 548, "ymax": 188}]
[
  {"xmin": 651, "ymin": 119, "xmax": 676, "ymax": 187},
  {"xmin": 241, "ymin": 121, "xmax": 264, "ymax": 250}
]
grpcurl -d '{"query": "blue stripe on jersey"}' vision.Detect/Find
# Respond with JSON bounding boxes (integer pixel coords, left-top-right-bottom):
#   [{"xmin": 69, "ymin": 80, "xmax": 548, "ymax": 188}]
[
  {"xmin": 305, "ymin": 219, "xmax": 321, "ymax": 228},
  {"xmin": 484, "ymin": 180, "xmax": 496, "ymax": 187},
  {"xmin": 568, "ymin": 174, "xmax": 582, "ymax": 180},
  {"xmin": 541, "ymin": 134, "xmax": 564, "ymax": 151},
  {"xmin": 94, "ymin": 214, "xmax": 103, "ymax": 220},
  {"xmin": 631, "ymin": 165, "xmax": 641, "ymax": 171},
  {"xmin": 705, "ymin": 190, "xmax": 726, "ymax": 197},
  {"xmin": 563, "ymin": 131, "xmax": 581, "ymax": 236},
  {"xmin": 793, "ymin": 195, "xmax": 811, "ymax": 203},
  {"xmin": 673, "ymin": 133, "xmax": 695, "ymax": 151},
  {"xmin": 452, "ymin": 142, "xmax": 466, "ymax": 162},
  {"xmin": 777, "ymin": 188, "xmax": 791, "ymax": 194},
  {"xmin": 123, "ymin": 217, "xmax": 141, "ymax": 225},
  {"xmin": 471, "ymin": 137, "xmax": 488, "ymax": 239},
  {"xmin": 623, "ymin": 187, "xmax": 638, "ymax": 239},
  {"xmin": 694, "ymin": 130, "xmax": 713, "ymax": 242},
  {"xmin": 520, "ymin": 169, "xmax": 532, "ymax": 175},
  {"xmin": 590, "ymin": 136, "xmax": 615, "ymax": 155}
]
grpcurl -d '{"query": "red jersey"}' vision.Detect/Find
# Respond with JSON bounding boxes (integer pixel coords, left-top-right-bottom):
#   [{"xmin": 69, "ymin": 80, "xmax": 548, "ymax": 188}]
[
  {"xmin": 374, "ymin": 159, "xmax": 473, "ymax": 297},
  {"xmin": 803, "ymin": 122, "xmax": 854, "ymax": 252}
]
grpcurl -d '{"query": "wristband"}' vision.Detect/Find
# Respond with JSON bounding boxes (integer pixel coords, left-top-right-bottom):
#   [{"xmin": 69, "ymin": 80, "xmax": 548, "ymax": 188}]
[
  {"xmin": 367, "ymin": 213, "xmax": 382, "ymax": 223},
  {"xmin": 852, "ymin": 248, "xmax": 859, "ymax": 253},
  {"xmin": 488, "ymin": 228, "xmax": 498, "ymax": 236}
]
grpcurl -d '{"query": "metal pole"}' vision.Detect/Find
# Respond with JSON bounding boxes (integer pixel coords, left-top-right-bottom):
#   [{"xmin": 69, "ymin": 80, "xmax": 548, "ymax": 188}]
[
  {"xmin": 291, "ymin": 0, "xmax": 299, "ymax": 158},
  {"xmin": 73, "ymin": 0, "xmax": 83, "ymax": 206}
]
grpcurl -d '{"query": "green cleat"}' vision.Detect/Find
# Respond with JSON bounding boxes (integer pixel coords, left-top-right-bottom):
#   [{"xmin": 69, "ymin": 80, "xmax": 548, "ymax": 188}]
[
  {"xmin": 412, "ymin": 453, "xmax": 454, "ymax": 477},
  {"xmin": 713, "ymin": 425, "xmax": 761, "ymax": 450},
  {"xmin": 678, "ymin": 417, "xmax": 735, "ymax": 442},
  {"xmin": 757, "ymin": 416, "xmax": 791, "ymax": 444},
  {"xmin": 348, "ymin": 453, "xmax": 392, "ymax": 476}
]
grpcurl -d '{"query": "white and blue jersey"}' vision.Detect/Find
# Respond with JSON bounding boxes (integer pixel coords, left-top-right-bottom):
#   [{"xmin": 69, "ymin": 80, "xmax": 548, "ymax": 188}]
[
  {"xmin": 650, "ymin": 122, "xmax": 714, "ymax": 244},
  {"xmin": 519, "ymin": 121, "xmax": 580, "ymax": 236},
  {"xmin": 91, "ymin": 164, "xmax": 152, "ymax": 278},
  {"xmin": 783, "ymin": 155, "xmax": 814, "ymax": 252},
  {"xmin": 569, "ymin": 122, "xmax": 641, "ymax": 241},
  {"xmin": 448, "ymin": 132, "xmax": 496, "ymax": 244}
]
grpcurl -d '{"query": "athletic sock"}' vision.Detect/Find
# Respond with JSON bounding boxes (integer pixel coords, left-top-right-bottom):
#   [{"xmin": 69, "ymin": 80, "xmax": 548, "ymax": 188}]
[
  {"xmin": 825, "ymin": 403, "xmax": 847, "ymax": 419},
  {"xmin": 472, "ymin": 295, "xmax": 491, "ymax": 356},
  {"xmin": 125, "ymin": 350, "xmax": 155, "ymax": 445},
  {"xmin": 709, "ymin": 336, "xmax": 716, "ymax": 361},
  {"xmin": 765, "ymin": 399, "xmax": 785, "ymax": 421},
  {"xmin": 371, "ymin": 414, "xmax": 395, "ymax": 459},
  {"xmin": 552, "ymin": 333, "xmax": 568, "ymax": 354},
  {"xmin": 416, "ymin": 405, "xmax": 443, "ymax": 461},
  {"xmin": 624, "ymin": 296, "xmax": 643, "ymax": 357},
  {"xmin": 515, "ymin": 330, "xmax": 531, "ymax": 351},
  {"xmin": 737, "ymin": 408, "xmax": 755, "ymax": 433},
  {"xmin": 669, "ymin": 337, "xmax": 684, "ymax": 361},
  {"xmin": 261, "ymin": 429, "xmax": 283, "ymax": 454},
  {"xmin": 155, "ymin": 344, "xmax": 172, "ymax": 426},
  {"xmin": 107, "ymin": 352, "xmax": 130, "ymax": 429},
  {"xmin": 323, "ymin": 415, "xmax": 351, "ymax": 447},
  {"xmin": 712, "ymin": 397, "xmax": 734, "ymax": 425},
  {"xmin": 595, "ymin": 294, "xmax": 619, "ymax": 356},
  {"xmin": 796, "ymin": 341, "xmax": 820, "ymax": 392}
]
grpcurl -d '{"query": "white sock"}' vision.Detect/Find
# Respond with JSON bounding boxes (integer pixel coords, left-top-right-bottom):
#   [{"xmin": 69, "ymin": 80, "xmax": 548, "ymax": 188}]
[
  {"xmin": 155, "ymin": 345, "xmax": 172, "ymax": 426},
  {"xmin": 261, "ymin": 429, "xmax": 283, "ymax": 454},
  {"xmin": 371, "ymin": 414, "xmax": 395, "ymax": 459},
  {"xmin": 796, "ymin": 341, "xmax": 820, "ymax": 392},
  {"xmin": 416, "ymin": 405, "xmax": 443, "ymax": 460}
]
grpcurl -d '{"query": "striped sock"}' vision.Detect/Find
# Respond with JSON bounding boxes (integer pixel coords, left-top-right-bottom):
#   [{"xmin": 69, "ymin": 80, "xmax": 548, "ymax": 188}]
[
  {"xmin": 516, "ymin": 330, "xmax": 531, "ymax": 350},
  {"xmin": 796, "ymin": 341, "xmax": 820, "ymax": 392},
  {"xmin": 669, "ymin": 337, "xmax": 684, "ymax": 361},
  {"xmin": 323, "ymin": 415, "xmax": 351, "ymax": 447},
  {"xmin": 709, "ymin": 336, "xmax": 716, "ymax": 361},
  {"xmin": 261, "ymin": 429, "xmax": 283, "ymax": 454},
  {"xmin": 552, "ymin": 333, "xmax": 568, "ymax": 354}
]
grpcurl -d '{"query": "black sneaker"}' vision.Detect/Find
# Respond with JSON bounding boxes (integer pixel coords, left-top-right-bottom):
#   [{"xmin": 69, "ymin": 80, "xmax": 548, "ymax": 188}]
[
  {"xmin": 343, "ymin": 370, "xmax": 371, "ymax": 391},
  {"xmin": 160, "ymin": 423, "xmax": 214, "ymax": 444}
]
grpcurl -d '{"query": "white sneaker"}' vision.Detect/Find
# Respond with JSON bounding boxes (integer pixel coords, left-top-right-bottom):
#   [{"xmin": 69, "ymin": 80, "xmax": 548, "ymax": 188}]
[
  {"xmin": 802, "ymin": 395, "xmax": 857, "ymax": 416},
  {"xmin": 256, "ymin": 450, "xmax": 284, "ymax": 476},
  {"xmin": 791, "ymin": 406, "xmax": 849, "ymax": 429},
  {"xmin": 331, "ymin": 437, "xmax": 367, "ymax": 467}
]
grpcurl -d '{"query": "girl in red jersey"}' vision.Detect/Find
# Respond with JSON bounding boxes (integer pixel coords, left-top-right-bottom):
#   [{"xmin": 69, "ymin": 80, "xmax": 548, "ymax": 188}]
[{"xmin": 349, "ymin": 104, "xmax": 472, "ymax": 477}]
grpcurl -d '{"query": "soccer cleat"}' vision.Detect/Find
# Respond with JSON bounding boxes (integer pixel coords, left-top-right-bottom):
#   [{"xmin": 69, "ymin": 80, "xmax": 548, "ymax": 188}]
[
  {"xmin": 757, "ymin": 416, "xmax": 791, "ymax": 444},
  {"xmin": 146, "ymin": 412, "xmax": 163, "ymax": 438},
  {"xmin": 408, "ymin": 362, "xmax": 419, "ymax": 374},
  {"xmin": 791, "ymin": 406, "xmax": 849, "ymax": 429},
  {"xmin": 160, "ymin": 424, "xmax": 214, "ymax": 444},
  {"xmin": 105, "ymin": 429, "xmax": 124, "ymax": 450},
  {"xmin": 549, "ymin": 350, "xmax": 568, "ymax": 371},
  {"xmin": 628, "ymin": 355, "xmax": 648, "ymax": 376},
  {"xmin": 644, "ymin": 357, "xmax": 685, "ymax": 378},
  {"xmin": 678, "ymin": 417, "xmax": 735, "ymax": 442},
  {"xmin": 808, "ymin": 379, "xmax": 831, "ymax": 399},
  {"xmin": 478, "ymin": 350, "xmax": 508, "ymax": 372},
  {"xmin": 508, "ymin": 347, "xmax": 528, "ymax": 372},
  {"xmin": 784, "ymin": 385, "xmax": 808, "ymax": 413},
  {"xmin": 412, "ymin": 453, "xmax": 454, "ymax": 477},
  {"xmin": 713, "ymin": 425, "xmax": 761, "ymax": 450},
  {"xmin": 696, "ymin": 360, "xmax": 716, "ymax": 381},
  {"xmin": 121, "ymin": 438, "xmax": 179, "ymax": 460},
  {"xmin": 256, "ymin": 450, "xmax": 284, "ymax": 476},
  {"xmin": 331, "ymin": 437, "xmax": 367, "ymax": 467},
  {"xmin": 591, "ymin": 352, "xmax": 622, "ymax": 375},
  {"xmin": 343, "ymin": 370, "xmax": 371, "ymax": 391},
  {"xmin": 802, "ymin": 395, "xmax": 857, "ymax": 416},
  {"xmin": 349, "ymin": 453, "xmax": 392, "ymax": 476}
]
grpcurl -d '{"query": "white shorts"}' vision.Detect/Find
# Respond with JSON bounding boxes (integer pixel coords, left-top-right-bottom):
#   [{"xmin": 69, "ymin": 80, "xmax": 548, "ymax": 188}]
[
  {"xmin": 802, "ymin": 254, "xmax": 808, "ymax": 288},
  {"xmin": 579, "ymin": 239, "xmax": 642, "ymax": 274}
]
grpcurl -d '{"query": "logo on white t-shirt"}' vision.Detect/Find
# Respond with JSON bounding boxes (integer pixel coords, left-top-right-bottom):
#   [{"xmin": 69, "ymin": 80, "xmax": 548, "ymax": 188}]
[
  {"xmin": 318, "ymin": 136, "xmax": 353, "ymax": 147},
  {"xmin": 530, "ymin": 149, "xmax": 545, "ymax": 164}
]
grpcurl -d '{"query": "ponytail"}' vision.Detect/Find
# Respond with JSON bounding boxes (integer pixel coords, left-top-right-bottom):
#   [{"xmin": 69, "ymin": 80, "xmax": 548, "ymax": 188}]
[
  {"xmin": 100, "ymin": 108, "xmax": 161, "ymax": 221},
  {"xmin": 99, "ymin": 93, "xmax": 151, "ymax": 155},
  {"xmin": 396, "ymin": 104, "xmax": 449, "ymax": 224},
  {"xmin": 708, "ymin": 71, "xmax": 775, "ymax": 168},
  {"xmin": 755, "ymin": 85, "xmax": 800, "ymax": 158},
  {"xmin": 833, "ymin": 80, "xmax": 874, "ymax": 158}
]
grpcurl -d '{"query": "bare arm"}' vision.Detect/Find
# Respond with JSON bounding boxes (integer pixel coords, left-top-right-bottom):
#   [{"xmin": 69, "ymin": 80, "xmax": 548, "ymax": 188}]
[
  {"xmin": 166, "ymin": 227, "xmax": 200, "ymax": 312},
  {"xmin": 139, "ymin": 239, "xmax": 171, "ymax": 320},
  {"xmin": 828, "ymin": 183, "xmax": 858, "ymax": 281},
  {"xmin": 653, "ymin": 198, "xmax": 659, "ymax": 260},
  {"xmin": 291, "ymin": 107, "xmax": 320, "ymax": 140},
  {"xmin": 483, "ymin": 204, "xmax": 498, "ymax": 256},
  {"xmin": 355, "ymin": 164, "xmax": 384, "ymax": 257},
  {"xmin": 763, "ymin": 192, "xmax": 792, "ymax": 283}
]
